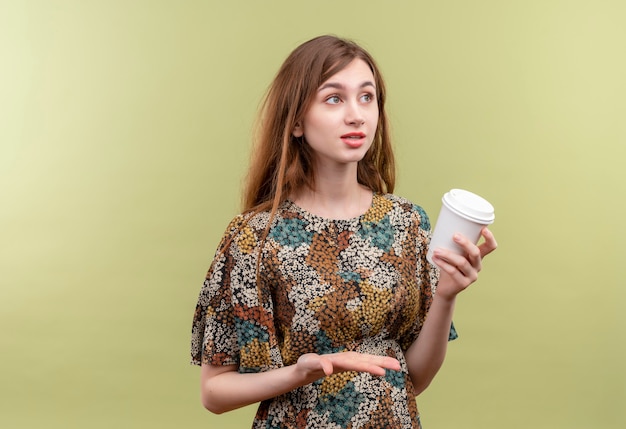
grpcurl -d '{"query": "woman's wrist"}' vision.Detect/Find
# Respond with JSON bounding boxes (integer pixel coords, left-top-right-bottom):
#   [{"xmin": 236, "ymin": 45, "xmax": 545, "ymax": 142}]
[{"xmin": 433, "ymin": 285, "xmax": 458, "ymax": 306}]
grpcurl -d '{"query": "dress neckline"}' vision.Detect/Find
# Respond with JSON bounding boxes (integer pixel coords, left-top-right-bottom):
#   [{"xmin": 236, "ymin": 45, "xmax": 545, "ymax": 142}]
[{"xmin": 284, "ymin": 192, "xmax": 378, "ymax": 223}]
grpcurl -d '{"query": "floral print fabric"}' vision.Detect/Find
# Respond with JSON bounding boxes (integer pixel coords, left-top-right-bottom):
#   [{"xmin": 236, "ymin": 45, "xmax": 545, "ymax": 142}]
[{"xmin": 190, "ymin": 193, "xmax": 456, "ymax": 428}]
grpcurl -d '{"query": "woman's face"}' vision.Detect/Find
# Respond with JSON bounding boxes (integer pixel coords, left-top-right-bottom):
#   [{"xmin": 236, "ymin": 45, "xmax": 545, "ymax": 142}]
[{"xmin": 293, "ymin": 59, "xmax": 379, "ymax": 168}]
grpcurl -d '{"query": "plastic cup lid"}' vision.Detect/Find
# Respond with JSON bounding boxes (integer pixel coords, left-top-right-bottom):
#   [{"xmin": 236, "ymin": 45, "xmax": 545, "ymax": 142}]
[{"xmin": 442, "ymin": 189, "xmax": 495, "ymax": 224}]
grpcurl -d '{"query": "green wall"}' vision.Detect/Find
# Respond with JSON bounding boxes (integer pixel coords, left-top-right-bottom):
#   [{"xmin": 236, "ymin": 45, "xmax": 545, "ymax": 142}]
[{"xmin": 1, "ymin": 1, "xmax": 624, "ymax": 427}]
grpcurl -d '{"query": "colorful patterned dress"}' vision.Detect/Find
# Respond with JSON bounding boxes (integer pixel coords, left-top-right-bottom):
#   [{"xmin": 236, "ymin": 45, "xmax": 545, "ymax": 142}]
[{"xmin": 190, "ymin": 193, "xmax": 456, "ymax": 428}]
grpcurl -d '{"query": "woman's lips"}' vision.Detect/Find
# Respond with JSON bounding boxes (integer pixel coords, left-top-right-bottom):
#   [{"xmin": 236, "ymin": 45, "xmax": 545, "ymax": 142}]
[{"xmin": 341, "ymin": 132, "xmax": 366, "ymax": 148}]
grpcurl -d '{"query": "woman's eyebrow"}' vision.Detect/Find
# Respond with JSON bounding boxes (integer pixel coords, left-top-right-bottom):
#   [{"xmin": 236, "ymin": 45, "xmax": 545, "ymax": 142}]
[{"xmin": 318, "ymin": 81, "xmax": 376, "ymax": 91}]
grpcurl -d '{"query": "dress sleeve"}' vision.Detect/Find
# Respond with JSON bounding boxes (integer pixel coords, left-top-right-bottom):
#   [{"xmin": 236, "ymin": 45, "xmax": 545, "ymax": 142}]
[
  {"xmin": 417, "ymin": 205, "xmax": 459, "ymax": 341},
  {"xmin": 399, "ymin": 205, "xmax": 457, "ymax": 350},
  {"xmin": 190, "ymin": 214, "xmax": 280, "ymax": 372}
]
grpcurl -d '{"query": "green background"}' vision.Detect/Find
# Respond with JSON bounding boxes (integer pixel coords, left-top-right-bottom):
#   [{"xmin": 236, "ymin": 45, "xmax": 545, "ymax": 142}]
[{"xmin": 1, "ymin": 1, "xmax": 624, "ymax": 427}]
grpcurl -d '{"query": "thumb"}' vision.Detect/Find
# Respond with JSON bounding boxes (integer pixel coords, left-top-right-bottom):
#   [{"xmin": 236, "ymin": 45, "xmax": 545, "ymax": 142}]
[{"xmin": 319, "ymin": 357, "xmax": 334, "ymax": 376}]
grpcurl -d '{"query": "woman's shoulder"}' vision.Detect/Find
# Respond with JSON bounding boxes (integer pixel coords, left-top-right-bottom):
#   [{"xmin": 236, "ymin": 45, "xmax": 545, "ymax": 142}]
[
  {"xmin": 219, "ymin": 209, "xmax": 272, "ymax": 237},
  {"xmin": 378, "ymin": 193, "xmax": 432, "ymax": 231},
  {"xmin": 221, "ymin": 202, "xmax": 298, "ymax": 237},
  {"xmin": 209, "ymin": 207, "xmax": 280, "ymax": 257}
]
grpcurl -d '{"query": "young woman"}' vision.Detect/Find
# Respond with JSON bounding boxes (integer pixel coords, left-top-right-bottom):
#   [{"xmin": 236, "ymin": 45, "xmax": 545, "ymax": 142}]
[{"xmin": 190, "ymin": 35, "xmax": 497, "ymax": 428}]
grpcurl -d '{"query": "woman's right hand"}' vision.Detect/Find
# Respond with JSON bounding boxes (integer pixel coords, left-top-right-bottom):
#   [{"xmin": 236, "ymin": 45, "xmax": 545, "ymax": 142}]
[
  {"xmin": 296, "ymin": 352, "xmax": 401, "ymax": 378},
  {"xmin": 200, "ymin": 352, "xmax": 400, "ymax": 414}
]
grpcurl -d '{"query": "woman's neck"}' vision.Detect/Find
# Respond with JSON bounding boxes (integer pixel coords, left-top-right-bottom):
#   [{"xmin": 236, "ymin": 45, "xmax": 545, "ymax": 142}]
[{"xmin": 292, "ymin": 165, "xmax": 373, "ymax": 220}]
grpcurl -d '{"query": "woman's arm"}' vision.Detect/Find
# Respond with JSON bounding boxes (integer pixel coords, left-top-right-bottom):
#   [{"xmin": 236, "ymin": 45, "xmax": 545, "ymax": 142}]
[
  {"xmin": 405, "ymin": 227, "xmax": 497, "ymax": 395},
  {"xmin": 200, "ymin": 351, "xmax": 401, "ymax": 414}
]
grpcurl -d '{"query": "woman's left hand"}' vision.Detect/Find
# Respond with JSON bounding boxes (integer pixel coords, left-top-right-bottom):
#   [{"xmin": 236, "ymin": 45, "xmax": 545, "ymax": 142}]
[{"xmin": 430, "ymin": 227, "xmax": 497, "ymax": 301}]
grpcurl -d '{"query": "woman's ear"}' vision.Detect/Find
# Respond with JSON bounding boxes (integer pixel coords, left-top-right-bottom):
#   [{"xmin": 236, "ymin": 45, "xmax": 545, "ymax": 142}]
[{"xmin": 293, "ymin": 122, "xmax": 304, "ymax": 138}]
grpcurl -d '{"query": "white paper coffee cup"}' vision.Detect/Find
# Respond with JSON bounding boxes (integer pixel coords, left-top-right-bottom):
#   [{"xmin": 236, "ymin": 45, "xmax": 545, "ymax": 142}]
[{"xmin": 426, "ymin": 189, "xmax": 495, "ymax": 264}]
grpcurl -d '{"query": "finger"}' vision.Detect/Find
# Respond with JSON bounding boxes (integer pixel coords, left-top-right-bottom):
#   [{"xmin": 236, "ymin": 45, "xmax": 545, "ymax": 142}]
[
  {"xmin": 319, "ymin": 357, "xmax": 334, "ymax": 376},
  {"xmin": 478, "ymin": 227, "xmax": 498, "ymax": 258},
  {"xmin": 452, "ymin": 234, "xmax": 482, "ymax": 269},
  {"xmin": 383, "ymin": 356, "xmax": 401, "ymax": 371},
  {"xmin": 432, "ymin": 250, "xmax": 478, "ymax": 285},
  {"xmin": 433, "ymin": 247, "xmax": 476, "ymax": 274},
  {"xmin": 360, "ymin": 356, "xmax": 400, "ymax": 376},
  {"xmin": 376, "ymin": 356, "xmax": 401, "ymax": 371},
  {"xmin": 330, "ymin": 353, "xmax": 400, "ymax": 375}
]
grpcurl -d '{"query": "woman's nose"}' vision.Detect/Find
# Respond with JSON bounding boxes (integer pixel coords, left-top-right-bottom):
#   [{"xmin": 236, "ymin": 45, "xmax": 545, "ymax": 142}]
[{"xmin": 345, "ymin": 101, "xmax": 365, "ymax": 125}]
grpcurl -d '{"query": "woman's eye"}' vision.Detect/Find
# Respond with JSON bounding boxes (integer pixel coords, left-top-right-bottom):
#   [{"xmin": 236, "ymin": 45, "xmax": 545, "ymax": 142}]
[
  {"xmin": 326, "ymin": 95, "xmax": 341, "ymax": 104},
  {"xmin": 361, "ymin": 93, "xmax": 374, "ymax": 103}
]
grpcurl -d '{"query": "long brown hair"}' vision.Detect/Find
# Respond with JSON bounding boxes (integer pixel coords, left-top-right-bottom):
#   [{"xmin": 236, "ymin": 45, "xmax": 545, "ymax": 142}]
[{"xmin": 243, "ymin": 35, "xmax": 395, "ymax": 217}]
